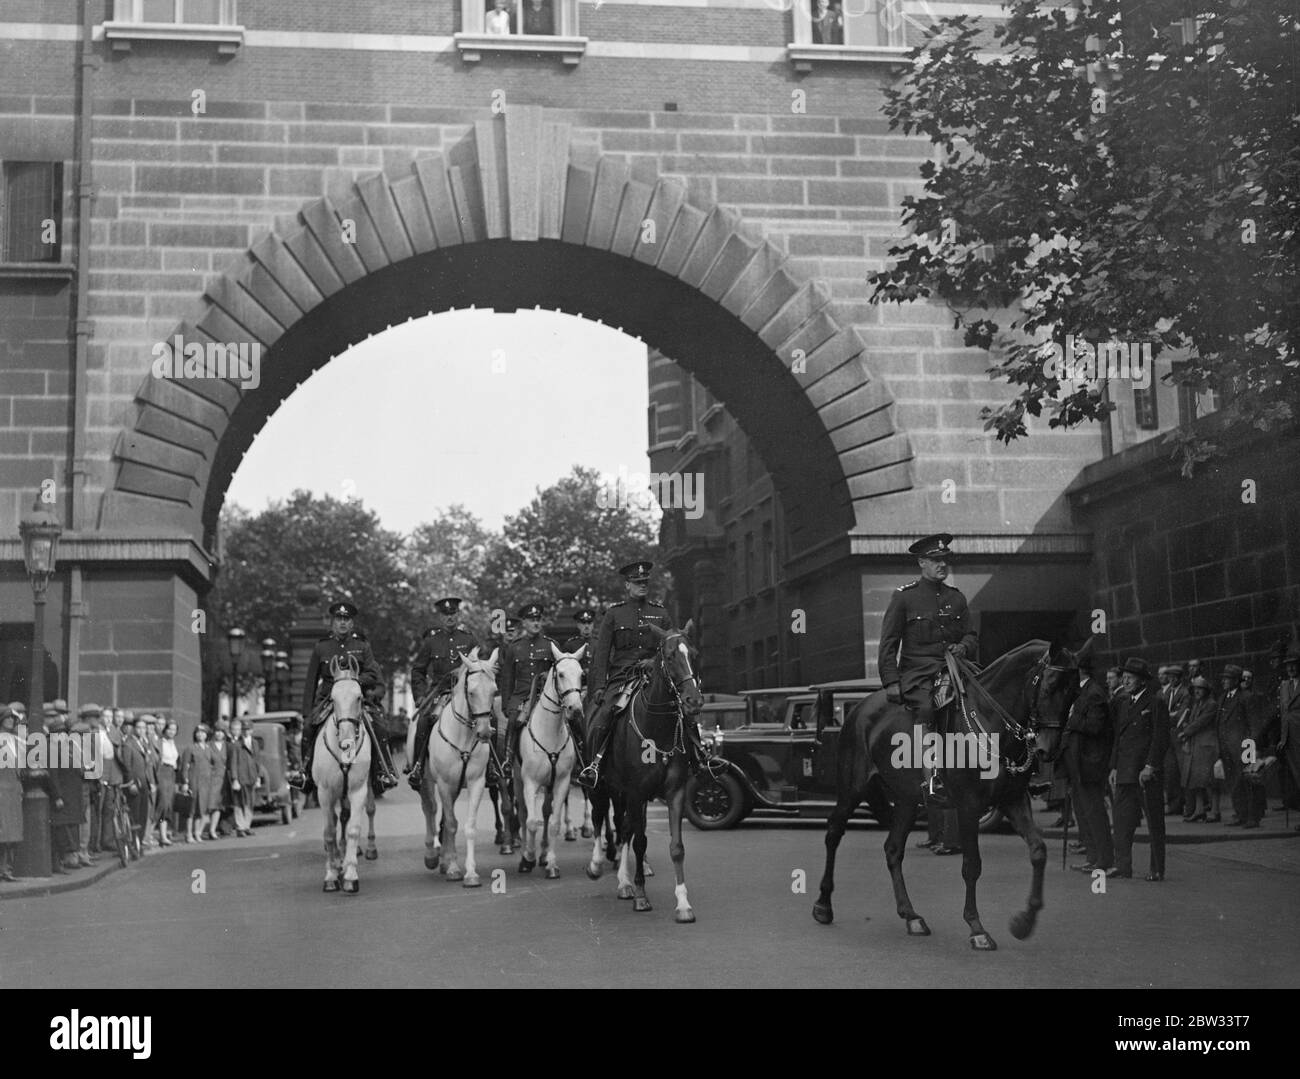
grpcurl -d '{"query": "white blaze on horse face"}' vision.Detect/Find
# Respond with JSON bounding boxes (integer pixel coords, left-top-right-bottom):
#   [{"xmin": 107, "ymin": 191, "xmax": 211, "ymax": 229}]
[{"xmin": 331, "ymin": 677, "xmax": 362, "ymax": 722}]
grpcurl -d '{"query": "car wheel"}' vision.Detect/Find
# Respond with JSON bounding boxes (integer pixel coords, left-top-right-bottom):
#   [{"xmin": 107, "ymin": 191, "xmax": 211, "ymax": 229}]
[
  {"xmin": 685, "ymin": 773, "xmax": 746, "ymax": 830},
  {"xmin": 978, "ymin": 807, "xmax": 1005, "ymax": 833}
]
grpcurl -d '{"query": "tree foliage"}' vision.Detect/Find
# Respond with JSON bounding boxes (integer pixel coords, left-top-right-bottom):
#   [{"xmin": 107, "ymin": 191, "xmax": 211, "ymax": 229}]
[
  {"xmin": 477, "ymin": 466, "xmax": 659, "ymax": 616},
  {"xmin": 405, "ymin": 505, "xmax": 495, "ymax": 640},
  {"xmin": 869, "ymin": 0, "xmax": 1298, "ymax": 472}
]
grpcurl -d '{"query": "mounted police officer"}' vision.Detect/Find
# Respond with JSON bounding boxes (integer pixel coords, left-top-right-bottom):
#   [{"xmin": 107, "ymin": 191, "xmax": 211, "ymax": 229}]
[
  {"xmin": 288, "ymin": 601, "xmax": 399, "ymax": 796},
  {"xmin": 562, "ymin": 608, "xmax": 597, "ymax": 690},
  {"xmin": 406, "ymin": 597, "xmax": 481, "ymax": 791},
  {"xmin": 578, "ymin": 560, "xmax": 710, "ymax": 788},
  {"xmin": 878, "ymin": 534, "xmax": 979, "ymax": 803},
  {"xmin": 498, "ymin": 603, "xmax": 560, "ymax": 766}
]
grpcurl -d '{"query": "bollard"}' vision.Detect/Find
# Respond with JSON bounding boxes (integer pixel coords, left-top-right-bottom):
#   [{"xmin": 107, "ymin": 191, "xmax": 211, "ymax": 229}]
[{"xmin": 13, "ymin": 773, "xmax": 52, "ymax": 878}]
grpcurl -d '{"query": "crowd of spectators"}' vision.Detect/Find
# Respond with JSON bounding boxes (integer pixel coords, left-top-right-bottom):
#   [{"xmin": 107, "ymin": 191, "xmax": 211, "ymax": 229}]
[{"xmin": 0, "ymin": 702, "xmax": 301, "ymax": 880}]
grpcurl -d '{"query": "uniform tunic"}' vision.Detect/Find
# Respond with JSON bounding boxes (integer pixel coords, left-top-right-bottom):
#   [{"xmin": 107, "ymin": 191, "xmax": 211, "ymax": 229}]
[
  {"xmin": 589, "ymin": 598, "xmax": 672, "ymax": 694},
  {"xmin": 877, "ymin": 578, "xmax": 979, "ymax": 708},
  {"xmin": 498, "ymin": 632, "xmax": 560, "ymax": 715},
  {"xmin": 410, "ymin": 624, "xmax": 480, "ymax": 702},
  {"xmin": 301, "ymin": 631, "xmax": 384, "ymax": 716}
]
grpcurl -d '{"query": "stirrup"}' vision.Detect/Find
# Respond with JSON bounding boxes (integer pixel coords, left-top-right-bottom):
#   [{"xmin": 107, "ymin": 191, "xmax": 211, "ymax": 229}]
[
  {"xmin": 287, "ymin": 771, "xmax": 307, "ymax": 791},
  {"xmin": 576, "ymin": 759, "xmax": 600, "ymax": 789},
  {"xmin": 407, "ymin": 765, "xmax": 424, "ymax": 791}
]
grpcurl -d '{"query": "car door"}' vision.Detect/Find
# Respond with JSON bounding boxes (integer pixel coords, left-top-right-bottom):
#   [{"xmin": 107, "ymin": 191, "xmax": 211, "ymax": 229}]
[
  {"xmin": 810, "ymin": 701, "xmax": 846, "ymax": 794},
  {"xmin": 786, "ymin": 698, "xmax": 820, "ymax": 792}
]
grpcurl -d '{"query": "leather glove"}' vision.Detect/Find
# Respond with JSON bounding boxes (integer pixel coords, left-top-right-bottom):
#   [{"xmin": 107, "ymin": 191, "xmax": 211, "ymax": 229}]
[{"xmin": 886, "ymin": 683, "xmax": 902, "ymax": 705}]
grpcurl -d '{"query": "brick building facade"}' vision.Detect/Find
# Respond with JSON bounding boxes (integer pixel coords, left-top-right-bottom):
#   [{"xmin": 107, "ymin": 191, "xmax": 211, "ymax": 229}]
[{"xmin": 2, "ymin": 1, "xmax": 1281, "ymax": 726}]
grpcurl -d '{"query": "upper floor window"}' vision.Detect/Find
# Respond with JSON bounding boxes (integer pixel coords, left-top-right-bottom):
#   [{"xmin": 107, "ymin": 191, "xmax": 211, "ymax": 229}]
[
  {"xmin": 790, "ymin": 0, "xmax": 908, "ymax": 71},
  {"xmin": 457, "ymin": 0, "xmax": 586, "ymax": 64},
  {"xmin": 106, "ymin": 0, "xmax": 243, "ymax": 53},
  {"xmin": 2, "ymin": 162, "xmax": 63, "ymax": 264}
]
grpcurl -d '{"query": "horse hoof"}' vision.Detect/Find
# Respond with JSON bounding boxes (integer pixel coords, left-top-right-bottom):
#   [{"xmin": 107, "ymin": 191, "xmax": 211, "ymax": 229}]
[
  {"xmin": 616, "ymin": 884, "xmax": 635, "ymax": 900},
  {"xmin": 1009, "ymin": 912, "xmax": 1035, "ymax": 940},
  {"xmin": 907, "ymin": 917, "xmax": 931, "ymax": 937},
  {"xmin": 364, "ymin": 848, "xmax": 378, "ymax": 861},
  {"xmin": 675, "ymin": 908, "xmax": 696, "ymax": 924},
  {"xmin": 564, "ymin": 828, "xmax": 577, "ymax": 841},
  {"xmin": 493, "ymin": 830, "xmax": 505, "ymax": 846},
  {"xmin": 580, "ymin": 825, "xmax": 593, "ymax": 838},
  {"xmin": 585, "ymin": 863, "xmax": 603, "ymax": 880},
  {"xmin": 545, "ymin": 864, "xmax": 560, "ymax": 879},
  {"xmin": 439, "ymin": 863, "xmax": 448, "ymax": 875},
  {"xmin": 323, "ymin": 880, "xmax": 340, "ymax": 893},
  {"xmin": 341, "ymin": 879, "xmax": 359, "ymax": 895},
  {"xmin": 424, "ymin": 855, "xmax": 439, "ymax": 871},
  {"xmin": 812, "ymin": 902, "xmax": 834, "ymax": 926},
  {"xmin": 645, "ymin": 863, "xmax": 654, "ymax": 877},
  {"xmin": 463, "ymin": 874, "xmax": 482, "ymax": 889},
  {"xmin": 970, "ymin": 932, "xmax": 997, "ymax": 951},
  {"xmin": 447, "ymin": 868, "xmax": 465, "ymax": 882},
  {"xmin": 498, "ymin": 844, "xmax": 512, "ymax": 856},
  {"xmin": 518, "ymin": 857, "xmax": 535, "ymax": 874},
  {"xmin": 633, "ymin": 896, "xmax": 652, "ymax": 913}
]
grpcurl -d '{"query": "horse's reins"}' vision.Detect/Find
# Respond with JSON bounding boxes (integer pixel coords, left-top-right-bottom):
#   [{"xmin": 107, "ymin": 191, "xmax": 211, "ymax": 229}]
[
  {"xmin": 435, "ymin": 667, "xmax": 494, "ymax": 796},
  {"xmin": 526, "ymin": 666, "xmax": 581, "ymax": 789},
  {"xmin": 947, "ymin": 648, "xmax": 1062, "ymax": 775},
  {"xmin": 628, "ymin": 633, "xmax": 699, "ymax": 764}
]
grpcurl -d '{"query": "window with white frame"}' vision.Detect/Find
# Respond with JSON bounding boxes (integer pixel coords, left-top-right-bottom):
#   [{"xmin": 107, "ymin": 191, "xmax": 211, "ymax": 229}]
[
  {"xmin": 457, "ymin": 0, "xmax": 586, "ymax": 64},
  {"xmin": 106, "ymin": 0, "xmax": 243, "ymax": 52},
  {"xmin": 789, "ymin": 0, "xmax": 909, "ymax": 69}
]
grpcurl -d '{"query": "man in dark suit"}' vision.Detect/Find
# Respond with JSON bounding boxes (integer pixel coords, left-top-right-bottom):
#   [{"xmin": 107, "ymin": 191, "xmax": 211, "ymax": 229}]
[
  {"xmin": 1067, "ymin": 657, "xmax": 1113, "ymax": 872},
  {"xmin": 1277, "ymin": 646, "xmax": 1300, "ymax": 821},
  {"xmin": 1108, "ymin": 657, "xmax": 1169, "ymax": 881},
  {"xmin": 117, "ymin": 715, "xmax": 154, "ymax": 850},
  {"xmin": 1215, "ymin": 663, "xmax": 1254, "ymax": 827}
]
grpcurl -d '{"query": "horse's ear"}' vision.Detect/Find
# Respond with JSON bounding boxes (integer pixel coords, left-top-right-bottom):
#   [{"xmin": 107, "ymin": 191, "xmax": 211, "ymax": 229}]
[
  {"xmin": 485, "ymin": 647, "xmax": 499, "ymax": 668},
  {"xmin": 572, "ymin": 643, "xmax": 587, "ymax": 661},
  {"xmin": 1075, "ymin": 635, "xmax": 1096, "ymax": 666},
  {"xmin": 682, "ymin": 619, "xmax": 696, "ymax": 644},
  {"xmin": 551, "ymin": 642, "xmax": 564, "ymax": 663},
  {"xmin": 647, "ymin": 623, "xmax": 667, "ymax": 640}
]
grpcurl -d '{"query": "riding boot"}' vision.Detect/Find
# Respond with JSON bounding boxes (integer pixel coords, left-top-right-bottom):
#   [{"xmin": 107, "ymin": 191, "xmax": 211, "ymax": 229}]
[
  {"xmin": 362, "ymin": 710, "xmax": 399, "ymax": 791},
  {"xmin": 289, "ymin": 725, "xmax": 317, "ymax": 794},
  {"xmin": 567, "ymin": 716, "xmax": 587, "ymax": 769},
  {"xmin": 407, "ymin": 709, "xmax": 435, "ymax": 789},
  {"xmin": 913, "ymin": 702, "xmax": 949, "ymax": 807},
  {"xmin": 578, "ymin": 725, "xmax": 612, "ymax": 790}
]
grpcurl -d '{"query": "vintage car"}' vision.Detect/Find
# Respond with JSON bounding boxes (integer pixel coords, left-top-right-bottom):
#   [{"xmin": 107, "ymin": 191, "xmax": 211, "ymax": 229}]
[
  {"xmin": 252, "ymin": 711, "xmax": 302, "ymax": 824},
  {"xmin": 685, "ymin": 680, "xmax": 1006, "ymax": 832}
]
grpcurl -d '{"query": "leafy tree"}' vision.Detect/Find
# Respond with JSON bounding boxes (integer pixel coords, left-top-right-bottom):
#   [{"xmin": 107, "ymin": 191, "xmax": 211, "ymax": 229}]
[
  {"xmin": 868, "ymin": 0, "xmax": 1298, "ymax": 473},
  {"xmin": 206, "ymin": 492, "xmax": 422, "ymax": 704},
  {"xmin": 404, "ymin": 505, "xmax": 495, "ymax": 640},
  {"xmin": 477, "ymin": 466, "xmax": 659, "ymax": 617}
]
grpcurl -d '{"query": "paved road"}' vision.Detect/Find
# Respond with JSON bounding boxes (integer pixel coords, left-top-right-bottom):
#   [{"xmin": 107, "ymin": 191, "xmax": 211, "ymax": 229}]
[{"xmin": 2, "ymin": 788, "xmax": 1296, "ymax": 988}]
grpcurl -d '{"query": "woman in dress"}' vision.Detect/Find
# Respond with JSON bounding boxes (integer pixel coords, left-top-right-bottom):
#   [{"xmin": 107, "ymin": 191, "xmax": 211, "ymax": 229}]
[
  {"xmin": 153, "ymin": 719, "xmax": 179, "ymax": 846},
  {"xmin": 178, "ymin": 725, "xmax": 213, "ymax": 842},
  {"xmin": 0, "ymin": 706, "xmax": 24, "ymax": 880},
  {"xmin": 207, "ymin": 727, "xmax": 230, "ymax": 840}
]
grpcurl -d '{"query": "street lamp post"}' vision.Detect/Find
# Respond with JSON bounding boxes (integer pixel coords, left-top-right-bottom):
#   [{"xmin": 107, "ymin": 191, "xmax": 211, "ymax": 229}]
[
  {"xmin": 226, "ymin": 627, "xmax": 246, "ymax": 719},
  {"xmin": 260, "ymin": 638, "xmax": 276, "ymax": 713},
  {"xmin": 274, "ymin": 651, "xmax": 290, "ymax": 711},
  {"xmin": 15, "ymin": 497, "xmax": 62, "ymax": 877}
]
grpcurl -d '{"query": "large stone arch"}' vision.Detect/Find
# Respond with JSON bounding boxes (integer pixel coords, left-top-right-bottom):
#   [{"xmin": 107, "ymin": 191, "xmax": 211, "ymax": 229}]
[{"xmin": 105, "ymin": 105, "xmax": 912, "ymax": 559}]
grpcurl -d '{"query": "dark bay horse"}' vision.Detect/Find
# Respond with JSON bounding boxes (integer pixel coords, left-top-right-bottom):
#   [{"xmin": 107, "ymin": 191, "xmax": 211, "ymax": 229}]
[
  {"xmin": 586, "ymin": 622, "xmax": 704, "ymax": 921},
  {"xmin": 813, "ymin": 638, "xmax": 1089, "ymax": 949}
]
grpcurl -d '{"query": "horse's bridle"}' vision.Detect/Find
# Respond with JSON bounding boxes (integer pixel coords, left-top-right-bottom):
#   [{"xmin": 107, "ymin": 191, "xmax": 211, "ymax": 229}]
[
  {"xmin": 628, "ymin": 632, "xmax": 700, "ymax": 762},
  {"xmin": 448, "ymin": 667, "xmax": 496, "ymax": 732},
  {"xmin": 954, "ymin": 646, "xmax": 1069, "ymax": 775}
]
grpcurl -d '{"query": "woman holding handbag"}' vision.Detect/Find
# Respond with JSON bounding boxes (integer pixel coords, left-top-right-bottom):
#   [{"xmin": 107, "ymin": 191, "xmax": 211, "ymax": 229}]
[{"xmin": 153, "ymin": 719, "xmax": 179, "ymax": 846}]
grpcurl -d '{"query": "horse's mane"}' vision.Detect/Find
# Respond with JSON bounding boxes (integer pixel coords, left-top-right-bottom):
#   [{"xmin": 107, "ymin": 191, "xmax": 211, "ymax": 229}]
[{"xmin": 976, "ymin": 639, "xmax": 1050, "ymax": 685}]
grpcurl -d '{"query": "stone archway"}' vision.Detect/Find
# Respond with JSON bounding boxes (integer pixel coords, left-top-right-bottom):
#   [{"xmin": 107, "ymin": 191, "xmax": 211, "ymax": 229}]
[{"xmin": 106, "ymin": 105, "xmax": 913, "ymax": 562}]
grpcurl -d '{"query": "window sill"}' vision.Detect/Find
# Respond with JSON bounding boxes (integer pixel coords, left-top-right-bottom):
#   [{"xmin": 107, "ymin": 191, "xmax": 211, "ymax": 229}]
[
  {"xmin": 701, "ymin": 402, "xmax": 725, "ymax": 426},
  {"xmin": 0, "ymin": 262, "xmax": 75, "ymax": 281},
  {"xmin": 787, "ymin": 43, "xmax": 910, "ymax": 72},
  {"xmin": 454, "ymin": 32, "xmax": 587, "ymax": 65},
  {"xmin": 104, "ymin": 21, "xmax": 245, "ymax": 54}
]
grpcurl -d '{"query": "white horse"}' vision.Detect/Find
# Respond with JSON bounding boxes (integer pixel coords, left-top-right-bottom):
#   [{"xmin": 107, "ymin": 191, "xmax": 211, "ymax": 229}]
[
  {"xmin": 517, "ymin": 645, "xmax": 584, "ymax": 878},
  {"xmin": 314, "ymin": 654, "xmax": 375, "ymax": 895},
  {"xmin": 406, "ymin": 650, "xmax": 498, "ymax": 886}
]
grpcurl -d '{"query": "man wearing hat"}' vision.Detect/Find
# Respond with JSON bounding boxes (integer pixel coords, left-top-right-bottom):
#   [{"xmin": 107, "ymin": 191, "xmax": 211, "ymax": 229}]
[
  {"xmin": 407, "ymin": 598, "xmax": 483, "ymax": 790},
  {"xmin": 7, "ymin": 702, "xmax": 27, "ymax": 745},
  {"xmin": 1214, "ymin": 663, "xmax": 1255, "ymax": 827},
  {"xmin": 580, "ymin": 561, "xmax": 698, "ymax": 787},
  {"xmin": 562, "ymin": 608, "xmax": 597, "ymax": 690},
  {"xmin": 1065, "ymin": 655, "xmax": 1114, "ymax": 873},
  {"xmin": 497, "ymin": 603, "xmax": 561, "ymax": 767},
  {"xmin": 1274, "ymin": 645, "xmax": 1300, "ymax": 824},
  {"xmin": 878, "ymin": 533, "xmax": 979, "ymax": 802},
  {"xmin": 1160, "ymin": 664, "xmax": 1189, "ymax": 816},
  {"xmin": 289, "ymin": 600, "xmax": 399, "ymax": 796},
  {"xmin": 1107, "ymin": 657, "xmax": 1169, "ymax": 880}
]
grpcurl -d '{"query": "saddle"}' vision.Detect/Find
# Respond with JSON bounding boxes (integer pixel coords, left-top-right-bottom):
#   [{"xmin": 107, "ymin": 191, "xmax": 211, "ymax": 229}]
[
  {"xmin": 611, "ymin": 668, "xmax": 650, "ymax": 716},
  {"xmin": 931, "ymin": 669, "xmax": 955, "ymax": 712}
]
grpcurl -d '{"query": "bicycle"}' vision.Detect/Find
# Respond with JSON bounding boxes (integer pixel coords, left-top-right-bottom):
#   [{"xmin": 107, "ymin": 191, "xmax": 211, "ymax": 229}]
[{"xmin": 109, "ymin": 785, "xmax": 142, "ymax": 868}]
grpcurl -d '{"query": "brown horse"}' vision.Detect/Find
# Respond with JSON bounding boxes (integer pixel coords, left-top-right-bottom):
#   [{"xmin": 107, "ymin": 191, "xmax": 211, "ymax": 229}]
[
  {"xmin": 813, "ymin": 637, "xmax": 1089, "ymax": 949},
  {"xmin": 586, "ymin": 622, "xmax": 703, "ymax": 921}
]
